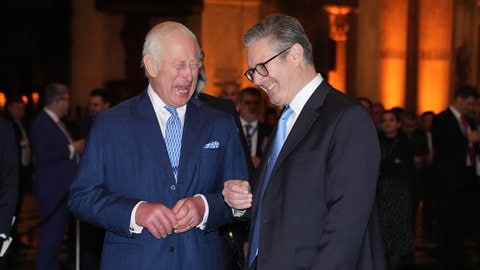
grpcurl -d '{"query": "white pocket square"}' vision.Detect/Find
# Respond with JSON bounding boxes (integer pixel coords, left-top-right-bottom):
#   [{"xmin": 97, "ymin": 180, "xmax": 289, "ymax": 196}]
[{"xmin": 203, "ymin": 141, "xmax": 219, "ymax": 149}]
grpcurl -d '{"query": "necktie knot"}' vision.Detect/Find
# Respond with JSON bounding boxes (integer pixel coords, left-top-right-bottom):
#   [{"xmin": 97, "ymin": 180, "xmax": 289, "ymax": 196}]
[
  {"xmin": 280, "ymin": 106, "xmax": 294, "ymax": 121},
  {"xmin": 245, "ymin": 123, "xmax": 252, "ymax": 134},
  {"xmin": 165, "ymin": 105, "xmax": 178, "ymax": 117}
]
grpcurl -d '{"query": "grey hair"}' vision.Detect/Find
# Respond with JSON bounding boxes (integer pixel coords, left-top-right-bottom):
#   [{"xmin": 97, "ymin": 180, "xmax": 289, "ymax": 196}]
[
  {"xmin": 243, "ymin": 13, "xmax": 314, "ymax": 65},
  {"xmin": 141, "ymin": 21, "xmax": 201, "ymax": 72},
  {"xmin": 42, "ymin": 83, "xmax": 69, "ymax": 106}
]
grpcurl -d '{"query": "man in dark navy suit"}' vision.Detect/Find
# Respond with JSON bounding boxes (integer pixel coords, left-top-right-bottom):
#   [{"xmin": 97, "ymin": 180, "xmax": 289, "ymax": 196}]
[
  {"xmin": 223, "ymin": 14, "xmax": 386, "ymax": 270},
  {"xmin": 30, "ymin": 83, "xmax": 85, "ymax": 270},
  {"xmin": 432, "ymin": 85, "xmax": 480, "ymax": 269}
]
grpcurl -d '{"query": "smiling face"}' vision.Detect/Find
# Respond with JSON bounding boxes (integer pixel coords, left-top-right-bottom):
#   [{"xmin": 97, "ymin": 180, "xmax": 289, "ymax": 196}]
[
  {"xmin": 246, "ymin": 38, "xmax": 297, "ymax": 106},
  {"xmin": 143, "ymin": 27, "xmax": 201, "ymax": 108}
]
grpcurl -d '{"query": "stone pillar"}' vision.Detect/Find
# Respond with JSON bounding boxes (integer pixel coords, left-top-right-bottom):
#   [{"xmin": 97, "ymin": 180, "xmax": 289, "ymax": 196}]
[
  {"xmin": 355, "ymin": 0, "xmax": 381, "ymax": 102},
  {"xmin": 201, "ymin": 0, "xmax": 261, "ymax": 96},
  {"xmin": 323, "ymin": 5, "xmax": 352, "ymax": 93},
  {"xmin": 71, "ymin": 0, "xmax": 125, "ymax": 111},
  {"xmin": 452, "ymin": 0, "xmax": 478, "ymax": 88},
  {"xmin": 417, "ymin": 0, "xmax": 453, "ymax": 113},
  {"xmin": 378, "ymin": 0, "xmax": 409, "ymax": 109}
]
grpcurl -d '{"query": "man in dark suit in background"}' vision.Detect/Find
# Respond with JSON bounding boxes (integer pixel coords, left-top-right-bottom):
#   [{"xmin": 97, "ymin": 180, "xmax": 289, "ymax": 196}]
[
  {"xmin": 68, "ymin": 21, "xmax": 249, "ymax": 270},
  {"xmin": 238, "ymin": 87, "xmax": 272, "ymax": 169},
  {"xmin": 4, "ymin": 95, "xmax": 32, "ymax": 252},
  {"xmin": 195, "ymin": 53, "xmax": 254, "ymax": 270},
  {"xmin": 30, "ymin": 83, "xmax": 85, "ymax": 270},
  {"xmin": 222, "ymin": 13, "xmax": 386, "ymax": 269},
  {"xmin": 0, "ymin": 116, "xmax": 18, "ymax": 270},
  {"xmin": 432, "ymin": 85, "xmax": 480, "ymax": 270},
  {"xmin": 78, "ymin": 88, "xmax": 111, "ymax": 140}
]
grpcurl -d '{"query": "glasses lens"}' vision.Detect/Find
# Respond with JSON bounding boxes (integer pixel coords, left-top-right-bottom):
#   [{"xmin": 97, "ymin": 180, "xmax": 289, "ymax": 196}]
[{"xmin": 256, "ymin": 64, "xmax": 268, "ymax": 77}]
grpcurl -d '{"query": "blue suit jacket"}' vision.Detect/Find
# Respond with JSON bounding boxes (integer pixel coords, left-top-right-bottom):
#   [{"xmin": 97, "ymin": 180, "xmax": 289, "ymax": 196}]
[
  {"xmin": 30, "ymin": 110, "xmax": 77, "ymax": 205},
  {"xmin": 68, "ymin": 90, "xmax": 249, "ymax": 270}
]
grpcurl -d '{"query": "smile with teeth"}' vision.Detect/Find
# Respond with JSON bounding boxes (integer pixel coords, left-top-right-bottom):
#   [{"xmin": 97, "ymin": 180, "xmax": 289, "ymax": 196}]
[
  {"xmin": 174, "ymin": 87, "xmax": 190, "ymax": 94},
  {"xmin": 264, "ymin": 82, "xmax": 276, "ymax": 92}
]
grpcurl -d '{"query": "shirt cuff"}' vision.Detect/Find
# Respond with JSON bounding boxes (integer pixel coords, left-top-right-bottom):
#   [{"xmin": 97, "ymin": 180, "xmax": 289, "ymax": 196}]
[
  {"xmin": 232, "ymin": 209, "xmax": 246, "ymax": 217},
  {"xmin": 129, "ymin": 201, "xmax": 146, "ymax": 234},
  {"xmin": 68, "ymin": 144, "xmax": 75, "ymax": 160},
  {"xmin": 193, "ymin": 194, "xmax": 208, "ymax": 230}
]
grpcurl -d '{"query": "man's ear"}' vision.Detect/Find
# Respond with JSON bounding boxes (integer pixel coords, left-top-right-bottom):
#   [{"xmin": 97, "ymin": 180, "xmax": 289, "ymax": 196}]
[
  {"xmin": 288, "ymin": 43, "xmax": 303, "ymax": 64},
  {"xmin": 143, "ymin": 55, "xmax": 157, "ymax": 77}
]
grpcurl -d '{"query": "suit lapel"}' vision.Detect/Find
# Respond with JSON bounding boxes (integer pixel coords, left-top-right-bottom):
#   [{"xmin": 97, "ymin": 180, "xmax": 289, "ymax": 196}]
[
  {"xmin": 275, "ymin": 82, "xmax": 329, "ymax": 172},
  {"xmin": 255, "ymin": 81, "xmax": 330, "ymax": 195},
  {"xmin": 130, "ymin": 91, "xmax": 172, "ymax": 172},
  {"xmin": 177, "ymin": 99, "xmax": 205, "ymax": 181}
]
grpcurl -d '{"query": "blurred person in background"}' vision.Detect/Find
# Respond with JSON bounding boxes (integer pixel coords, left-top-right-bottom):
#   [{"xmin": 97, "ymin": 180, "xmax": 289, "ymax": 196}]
[
  {"xmin": 0, "ymin": 116, "xmax": 18, "ymax": 270},
  {"xmin": 30, "ymin": 83, "xmax": 85, "ymax": 270}
]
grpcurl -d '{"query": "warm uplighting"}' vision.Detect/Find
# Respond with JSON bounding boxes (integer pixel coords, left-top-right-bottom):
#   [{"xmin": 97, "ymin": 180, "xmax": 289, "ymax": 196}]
[
  {"xmin": 0, "ymin": 92, "xmax": 5, "ymax": 112},
  {"xmin": 417, "ymin": 0, "xmax": 453, "ymax": 114},
  {"xmin": 31, "ymin": 92, "xmax": 40, "ymax": 107},
  {"xmin": 378, "ymin": 0, "xmax": 408, "ymax": 109}
]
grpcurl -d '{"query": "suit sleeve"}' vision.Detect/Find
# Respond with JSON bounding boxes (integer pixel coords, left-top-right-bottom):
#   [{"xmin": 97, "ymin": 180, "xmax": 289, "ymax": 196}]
[{"xmin": 202, "ymin": 116, "xmax": 250, "ymax": 228}]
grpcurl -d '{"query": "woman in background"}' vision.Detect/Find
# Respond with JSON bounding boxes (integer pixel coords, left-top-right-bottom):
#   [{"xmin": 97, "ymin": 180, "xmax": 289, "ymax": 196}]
[{"xmin": 377, "ymin": 109, "xmax": 415, "ymax": 269}]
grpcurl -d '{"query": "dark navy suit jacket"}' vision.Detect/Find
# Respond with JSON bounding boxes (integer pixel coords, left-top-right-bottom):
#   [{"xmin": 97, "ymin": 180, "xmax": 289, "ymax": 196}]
[
  {"xmin": 248, "ymin": 81, "xmax": 386, "ymax": 269},
  {"xmin": 0, "ymin": 117, "xmax": 18, "ymax": 238},
  {"xmin": 30, "ymin": 110, "xmax": 77, "ymax": 210}
]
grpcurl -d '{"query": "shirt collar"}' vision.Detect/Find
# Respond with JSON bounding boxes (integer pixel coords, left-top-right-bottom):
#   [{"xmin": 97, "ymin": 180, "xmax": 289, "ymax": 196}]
[
  {"xmin": 44, "ymin": 107, "xmax": 60, "ymax": 123},
  {"xmin": 147, "ymin": 85, "xmax": 187, "ymax": 119},
  {"xmin": 288, "ymin": 73, "xmax": 323, "ymax": 117},
  {"xmin": 449, "ymin": 105, "xmax": 462, "ymax": 120},
  {"xmin": 240, "ymin": 117, "xmax": 258, "ymax": 127}
]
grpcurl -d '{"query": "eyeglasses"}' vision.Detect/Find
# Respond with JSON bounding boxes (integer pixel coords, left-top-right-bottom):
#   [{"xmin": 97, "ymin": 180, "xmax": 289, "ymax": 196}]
[{"xmin": 244, "ymin": 46, "xmax": 292, "ymax": 82}]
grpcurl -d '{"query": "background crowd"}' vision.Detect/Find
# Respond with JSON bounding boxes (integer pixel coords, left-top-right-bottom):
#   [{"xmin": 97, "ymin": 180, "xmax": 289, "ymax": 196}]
[{"xmin": 1, "ymin": 15, "xmax": 480, "ymax": 270}]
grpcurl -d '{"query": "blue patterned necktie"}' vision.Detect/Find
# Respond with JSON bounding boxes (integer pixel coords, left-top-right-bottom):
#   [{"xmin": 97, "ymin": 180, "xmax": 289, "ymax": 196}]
[
  {"xmin": 249, "ymin": 106, "xmax": 294, "ymax": 266},
  {"xmin": 165, "ymin": 105, "xmax": 182, "ymax": 181},
  {"xmin": 245, "ymin": 124, "xmax": 253, "ymax": 153}
]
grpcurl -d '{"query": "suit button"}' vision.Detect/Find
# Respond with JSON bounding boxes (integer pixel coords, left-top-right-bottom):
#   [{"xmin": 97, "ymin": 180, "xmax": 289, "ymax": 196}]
[
  {"xmin": 263, "ymin": 218, "xmax": 271, "ymax": 223},
  {"xmin": 169, "ymin": 246, "xmax": 175, "ymax": 252},
  {"xmin": 170, "ymin": 185, "xmax": 176, "ymax": 190}
]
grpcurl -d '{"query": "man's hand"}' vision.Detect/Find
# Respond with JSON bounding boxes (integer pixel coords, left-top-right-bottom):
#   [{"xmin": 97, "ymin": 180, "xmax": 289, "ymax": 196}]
[
  {"xmin": 222, "ymin": 180, "xmax": 252, "ymax": 209},
  {"xmin": 135, "ymin": 202, "xmax": 177, "ymax": 239},
  {"xmin": 72, "ymin": 139, "xmax": 86, "ymax": 154},
  {"xmin": 172, "ymin": 197, "xmax": 205, "ymax": 233}
]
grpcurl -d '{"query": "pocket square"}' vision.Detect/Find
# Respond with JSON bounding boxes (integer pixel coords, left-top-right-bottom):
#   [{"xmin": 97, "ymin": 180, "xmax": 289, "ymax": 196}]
[{"xmin": 203, "ymin": 141, "xmax": 219, "ymax": 149}]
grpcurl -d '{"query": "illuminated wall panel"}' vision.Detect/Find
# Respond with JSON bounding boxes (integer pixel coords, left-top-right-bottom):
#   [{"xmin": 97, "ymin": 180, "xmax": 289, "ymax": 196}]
[
  {"xmin": 378, "ymin": 0, "xmax": 408, "ymax": 109},
  {"xmin": 417, "ymin": 0, "xmax": 453, "ymax": 113}
]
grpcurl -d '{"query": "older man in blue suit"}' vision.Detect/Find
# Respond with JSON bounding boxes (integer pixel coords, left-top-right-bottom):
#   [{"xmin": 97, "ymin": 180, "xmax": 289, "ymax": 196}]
[{"xmin": 68, "ymin": 21, "xmax": 249, "ymax": 270}]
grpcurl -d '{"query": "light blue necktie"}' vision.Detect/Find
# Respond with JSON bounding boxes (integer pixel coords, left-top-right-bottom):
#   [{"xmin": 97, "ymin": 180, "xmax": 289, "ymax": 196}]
[
  {"xmin": 249, "ymin": 106, "xmax": 294, "ymax": 266},
  {"xmin": 165, "ymin": 105, "xmax": 182, "ymax": 181}
]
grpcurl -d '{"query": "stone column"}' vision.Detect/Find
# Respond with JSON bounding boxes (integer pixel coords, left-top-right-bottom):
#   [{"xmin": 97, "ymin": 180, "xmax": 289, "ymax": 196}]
[
  {"xmin": 417, "ymin": 0, "xmax": 453, "ymax": 113},
  {"xmin": 378, "ymin": 0, "xmax": 409, "ymax": 109},
  {"xmin": 323, "ymin": 5, "xmax": 352, "ymax": 93},
  {"xmin": 71, "ymin": 0, "xmax": 125, "ymax": 110},
  {"xmin": 201, "ymin": 0, "xmax": 261, "ymax": 96}
]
